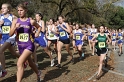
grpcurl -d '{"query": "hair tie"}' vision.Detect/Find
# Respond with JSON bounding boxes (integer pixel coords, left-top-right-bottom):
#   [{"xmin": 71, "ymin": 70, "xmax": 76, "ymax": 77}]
[{"xmin": 24, "ymin": 2, "xmax": 28, "ymax": 5}]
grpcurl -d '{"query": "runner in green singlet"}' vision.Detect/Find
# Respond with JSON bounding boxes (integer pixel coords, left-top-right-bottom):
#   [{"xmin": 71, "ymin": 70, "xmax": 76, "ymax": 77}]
[{"xmin": 91, "ymin": 26, "xmax": 111, "ymax": 81}]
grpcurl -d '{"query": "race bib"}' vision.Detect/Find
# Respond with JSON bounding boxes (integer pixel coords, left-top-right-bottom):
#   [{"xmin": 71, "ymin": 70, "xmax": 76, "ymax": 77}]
[
  {"xmin": 113, "ymin": 36, "xmax": 116, "ymax": 39},
  {"xmin": 98, "ymin": 42, "xmax": 105, "ymax": 48},
  {"xmin": 19, "ymin": 33, "xmax": 29, "ymax": 42},
  {"xmin": 2, "ymin": 26, "xmax": 10, "ymax": 34},
  {"xmin": 60, "ymin": 31, "xmax": 65, "ymax": 37},
  {"xmin": 119, "ymin": 36, "xmax": 123, "ymax": 40},
  {"xmin": 76, "ymin": 35, "xmax": 80, "ymax": 40},
  {"xmin": 50, "ymin": 33, "xmax": 54, "ymax": 37}
]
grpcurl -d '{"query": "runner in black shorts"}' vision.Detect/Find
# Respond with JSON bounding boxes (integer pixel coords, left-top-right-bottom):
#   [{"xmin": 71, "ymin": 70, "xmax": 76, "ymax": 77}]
[{"xmin": 91, "ymin": 26, "xmax": 111, "ymax": 81}]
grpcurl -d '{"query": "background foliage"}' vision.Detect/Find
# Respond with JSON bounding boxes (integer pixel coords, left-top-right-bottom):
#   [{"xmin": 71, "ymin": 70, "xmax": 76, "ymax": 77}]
[{"xmin": 0, "ymin": 0, "xmax": 124, "ymax": 28}]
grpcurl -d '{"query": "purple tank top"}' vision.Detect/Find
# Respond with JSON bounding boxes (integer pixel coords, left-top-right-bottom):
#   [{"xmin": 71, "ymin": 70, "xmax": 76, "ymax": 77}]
[{"xmin": 16, "ymin": 18, "xmax": 34, "ymax": 44}]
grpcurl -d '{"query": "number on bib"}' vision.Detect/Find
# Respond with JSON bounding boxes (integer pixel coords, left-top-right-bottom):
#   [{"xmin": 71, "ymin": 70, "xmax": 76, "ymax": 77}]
[
  {"xmin": 98, "ymin": 42, "xmax": 105, "ymax": 48},
  {"xmin": 76, "ymin": 35, "xmax": 80, "ymax": 40},
  {"xmin": 2, "ymin": 26, "xmax": 10, "ymax": 34},
  {"xmin": 119, "ymin": 36, "xmax": 123, "ymax": 40},
  {"xmin": 50, "ymin": 33, "xmax": 54, "ymax": 37},
  {"xmin": 19, "ymin": 33, "xmax": 29, "ymax": 42},
  {"xmin": 60, "ymin": 31, "xmax": 65, "ymax": 37},
  {"xmin": 113, "ymin": 36, "xmax": 116, "ymax": 39}
]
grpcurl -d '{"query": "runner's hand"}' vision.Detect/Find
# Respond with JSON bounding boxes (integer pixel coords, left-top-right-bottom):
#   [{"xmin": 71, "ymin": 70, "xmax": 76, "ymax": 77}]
[
  {"xmin": 0, "ymin": 20, "xmax": 4, "ymax": 26},
  {"xmin": 16, "ymin": 23, "xmax": 20, "ymax": 28},
  {"xmin": 35, "ymin": 32, "xmax": 39, "ymax": 38}
]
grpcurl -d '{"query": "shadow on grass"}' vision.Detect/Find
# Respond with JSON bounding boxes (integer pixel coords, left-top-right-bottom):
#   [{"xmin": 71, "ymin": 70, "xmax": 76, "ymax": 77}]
[
  {"xmin": 4, "ymin": 51, "xmax": 17, "ymax": 60},
  {"xmin": 42, "ymin": 66, "xmax": 70, "ymax": 82},
  {"xmin": 0, "ymin": 69, "xmax": 34, "ymax": 82},
  {"xmin": 38, "ymin": 53, "xmax": 69, "ymax": 70},
  {"xmin": 5, "ymin": 61, "xmax": 16, "ymax": 69},
  {"xmin": 97, "ymin": 64, "xmax": 115, "ymax": 80}
]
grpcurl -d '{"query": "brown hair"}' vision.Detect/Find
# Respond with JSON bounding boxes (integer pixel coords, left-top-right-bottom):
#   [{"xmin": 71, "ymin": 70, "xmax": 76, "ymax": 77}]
[
  {"xmin": 2, "ymin": 3, "xmax": 12, "ymax": 12},
  {"xmin": 98, "ymin": 26, "xmax": 105, "ymax": 32},
  {"xmin": 17, "ymin": 3, "xmax": 28, "ymax": 10},
  {"xmin": 58, "ymin": 15, "xmax": 65, "ymax": 19}
]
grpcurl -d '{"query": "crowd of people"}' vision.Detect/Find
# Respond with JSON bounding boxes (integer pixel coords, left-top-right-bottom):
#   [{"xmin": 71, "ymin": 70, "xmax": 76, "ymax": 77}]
[{"xmin": 0, "ymin": 3, "xmax": 124, "ymax": 82}]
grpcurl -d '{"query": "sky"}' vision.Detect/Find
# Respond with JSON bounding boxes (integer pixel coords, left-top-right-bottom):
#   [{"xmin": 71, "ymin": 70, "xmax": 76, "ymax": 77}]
[
  {"xmin": 114, "ymin": 0, "xmax": 124, "ymax": 8},
  {"xmin": 98, "ymin": 0, "xmax": 124, "ymax": 8}
]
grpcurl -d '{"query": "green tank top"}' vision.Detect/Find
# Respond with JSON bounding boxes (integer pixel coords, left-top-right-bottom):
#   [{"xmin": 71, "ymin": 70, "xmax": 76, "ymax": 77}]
[{"xmin": 95, "ymin": 34, "xmax": 107, "ymax": 49}]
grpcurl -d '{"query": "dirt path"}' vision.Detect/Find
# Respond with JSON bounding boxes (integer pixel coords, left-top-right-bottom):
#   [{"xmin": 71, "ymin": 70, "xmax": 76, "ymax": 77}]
[{"xmin": 0, "ymin": 43, "xmax": 124, "ymax": 82}]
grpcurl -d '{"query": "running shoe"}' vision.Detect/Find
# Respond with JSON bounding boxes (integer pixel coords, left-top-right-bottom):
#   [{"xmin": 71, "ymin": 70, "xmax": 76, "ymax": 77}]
[
  {"xmin": 91, "ymin": 54, "xmax": 94, "ymax": 56},
  {"xmin": 69, "ymin": 58, "xmax": 74, "ymax": 64},
  {"xmin": 51, "ymin": 59, "xmax": 55, "ymax": 67},
  {"xmin": 79, "ymin": 56, "xmax": 84, "ymax": 60},
  {"xmin": 118, "ymin": 53, "xmax": 122, "ymax": 56},
  {"xmin": 0, "ymin": 66, "xmax": 2, "ymax": 77},
  {"xmin": 37, "ymin": 70, "xmax": 42, "ymax": 82},
  {"xmin": 24, "ymin": 62, "xmax": 28, "ymax": 68},
  {"xmin": 93, "ymin": 75, "xmax": 99, "ymax": 81},
  {"xmin": 82, "ymin": 53, "xmax": 84, "ymax": 57},
  {"xmin": 56, "ymin": 64, "xmax": 62, "ymax": 69},
  {"xmin": 51, "ymin": 51, "xmax": 53, "ymax": 56},
  {"xmin": 0, "ymin": 70, "xmax": 7, "ymax": 77},
  {"xmin": 35, "ymin": 63, "xmax": 39, "ymax": 68}
]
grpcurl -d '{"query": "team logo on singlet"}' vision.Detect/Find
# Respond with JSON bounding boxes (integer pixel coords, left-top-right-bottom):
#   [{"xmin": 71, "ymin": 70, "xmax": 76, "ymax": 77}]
[
  {"xmin": 20, "ymin": 25, "xmax": 30, "ymax": 28},
  {"xmin": 19, "ymin": 33, "xmax": 29, "ymax": 42},
  {"xmin": 2, "ymin": 26, "xmax": 10, "ymax": 34}
]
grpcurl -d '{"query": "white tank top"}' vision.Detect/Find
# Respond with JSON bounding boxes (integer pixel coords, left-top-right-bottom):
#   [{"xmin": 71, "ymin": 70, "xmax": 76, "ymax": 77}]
[
  {"xmin": 37, "ymin": 20, "xmax": 42, "ymax": 36},
  {"xmin": 47, "ymin": 24, "xmax": 57, "ymax": 40},
  {"xmin": 73, "ymin": 29, "xmax": 76, "ymax": 34},
  {"xmin": 91, "ymin": 28, "xmax": 97, "ymax": 33}
]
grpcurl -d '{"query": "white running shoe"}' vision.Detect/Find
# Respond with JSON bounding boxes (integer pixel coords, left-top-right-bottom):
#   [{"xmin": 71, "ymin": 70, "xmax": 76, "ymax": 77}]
[
  {"xmin": 37, "ymin": 70, "xmax": 42, "ymax": 82},
  {"xmin": 51, "ymin": 59, "xmax": 55, "ymax": 67},
  {"xmin": 0, "ymin": 66, "xmax": 2, "ymax": 77}
]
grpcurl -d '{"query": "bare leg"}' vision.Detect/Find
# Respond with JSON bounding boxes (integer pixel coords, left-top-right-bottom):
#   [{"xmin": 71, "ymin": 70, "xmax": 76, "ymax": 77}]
[
  {"xmin": 17, "ymin": 49, "xmax": 38, "ymax": 82},
  {"xmin": 77, "ymin": 45, "xmax": 82, "ymax": 57},
  {"xmin": 47, "ymin": 40, "xmax": 52, "ymax": 51},
  {"xmin": 65, "ymin": 44, "xmax": 73, "ymax": 60},
  {"xmin": 32, "ymin": 43, "xmax": 39, "ymax": 64},
  {"xmin": 97, "ymin": 54, "xmax": 106, "ymax": 76},
  {"xmin": 43, "ymin": 47, "xmax": 53, "ymax": 60},
  {"xmin": 92, "ymin": 42, "xmax": 95, "ymax": 55},
  {"xmin": 0, "ymin": 42, "xmax": 11, "ymax": 70},
  {"xmin": 57, "ymin": 41, "xmax": 63, "ymax": 64}
]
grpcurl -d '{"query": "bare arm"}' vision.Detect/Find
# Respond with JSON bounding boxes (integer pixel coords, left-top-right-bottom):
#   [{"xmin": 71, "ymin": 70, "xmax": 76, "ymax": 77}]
[
  {"xmin": 54, "ymin": 26, "xmax": 60, "ymax": 34},
  {"xmin": 30, "ymin": 19, "xmax": 41, "ymax": 37},
  {"xmin": 9, "ymin": 19, "xmax": 18, "ymax": 36},
  {"xmin": 41, "ymin": 20, "xmax": 45, "ymax": 32},
  {"xmin": 60, "ymin": 23, "xmax": 71, "ymax": 33},
  {"xmin": 72, "ymin": 30, "xmax": 75, "ymax": 39},
  {"xmin": 50, "ymin": 25, "xmax": 59, "ymax": 34},
  {"xmin": 45, "ymin": 27, "xmax": 48, "ymax": 39},
  {"xmin": 91, "ymin": 33, "xmax": 98, "ymax": 43},
  {"xmin": 106, "ymin": 34, "xmax": 111, "ymax": 44},
  {"xmin": 82, "ymin": 34, "xmax": 86, "ymax": 41}
]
